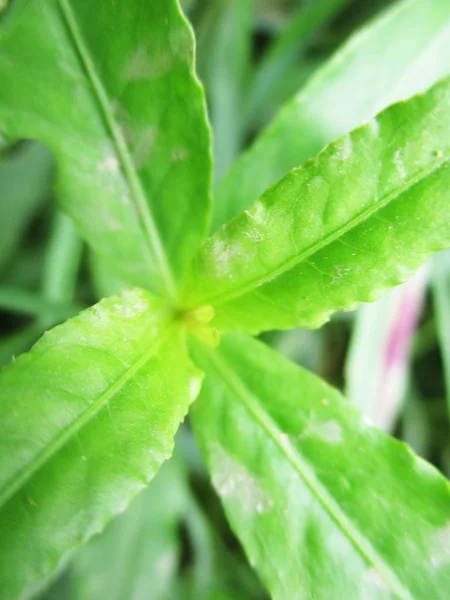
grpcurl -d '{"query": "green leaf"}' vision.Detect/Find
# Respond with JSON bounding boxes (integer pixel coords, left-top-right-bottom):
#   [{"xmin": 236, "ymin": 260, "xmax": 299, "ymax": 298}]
[
  {"xmin": 191, "ymin": 332, "xmax": 450, "ymax": 600},
  {"xmin": 71, "ymin": 457, "xmax": 186, "ymax": 600},
  {"xmin": 0, "ymin": 289, "xmax": 202, "ymax": 599},
  {"xmin": 0, "ymin": 0, "xmax": 212, "ymax": 298},
  {"xmin": 243, "ymin": 0, "xmax": 353, "ymax": 131},
  {"xmin": 213, "ymin": 0, "xmax": 450, "ymax": 230},
  {"xmin": 0, "ymin": 142, "xmax": 53, "ymax": 273},
  {"xmin": 89, "ymin": 251, "xmax": 131, "ymax": 300},
  {"xmin": 185, "ymin": 78, "xmax": 450, "ymax": 334},
  {"xmin": 197, "ymin": 0, "xmax": 253, "ymax": 182}
]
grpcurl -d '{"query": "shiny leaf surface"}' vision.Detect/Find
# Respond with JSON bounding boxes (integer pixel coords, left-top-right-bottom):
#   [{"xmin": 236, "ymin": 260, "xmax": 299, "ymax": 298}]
[
  {"xmin": 185, "ymin": 78, "xmax": 450, "ymax": 333},
  {"xmin": 0, "ymin": 289, "xmax": 202, "ymax": 599},
  {"xmin": 191, "ymin": 333, "xmax": 450, "ymax": 600}
]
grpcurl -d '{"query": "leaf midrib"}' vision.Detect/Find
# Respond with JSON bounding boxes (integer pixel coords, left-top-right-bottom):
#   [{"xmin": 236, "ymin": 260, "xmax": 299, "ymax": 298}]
[
  {"xmin": 202, "ymin": 149, "xmax": 450, "ymax": 308},
  {"xmin": 203, "ymin": 345, "xmax": 414, "ymax": 600},
  {"xmin": 0, "ymin": 322, "xmax": 175, "ymax": 510},
  {"xmin": 57, "ymin": 0, "xmax": 177, "ymax": 298}
]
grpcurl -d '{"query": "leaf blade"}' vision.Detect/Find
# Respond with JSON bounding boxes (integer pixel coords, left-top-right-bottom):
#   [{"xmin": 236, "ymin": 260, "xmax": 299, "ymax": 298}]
[
  {"xmin": 0, "ymin": 289, "xmax": 202, "ymax": 599},
  {"xmin": 0, "ymin": 0, "xmax": 212, "ymax": 296},
  {"xmin": 185, "ymin": 78, "xmax": 450, "ymax": 333},
  {"xmin": 191, "ymin": 333, "xmax": 450, "ymax": 600}
]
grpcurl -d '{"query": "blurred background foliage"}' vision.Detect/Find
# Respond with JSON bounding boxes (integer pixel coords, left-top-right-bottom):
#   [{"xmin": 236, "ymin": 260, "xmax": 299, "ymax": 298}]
[{"xmin": 1, "ymin": 0, "xmax": 449, "ymax": 598}]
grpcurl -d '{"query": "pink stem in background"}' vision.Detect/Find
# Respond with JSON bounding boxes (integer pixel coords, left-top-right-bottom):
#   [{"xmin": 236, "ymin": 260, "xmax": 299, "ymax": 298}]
[{"xmin": 375, "ymin": 268, "xmax": 428, "ymax": 430}]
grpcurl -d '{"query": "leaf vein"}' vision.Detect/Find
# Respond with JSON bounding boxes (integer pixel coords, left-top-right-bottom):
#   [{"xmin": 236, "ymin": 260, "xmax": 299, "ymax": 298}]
[
  {"xmin": 0, "ymin": 323, "xmax": 175, "ymax": 510},
  {"xmin": 204, "ymin": 346, "xmax": 414, "ymax": 600},
  {"xmin": 57, "ymin": 0, "xmax": 177, "ymax": 297}
]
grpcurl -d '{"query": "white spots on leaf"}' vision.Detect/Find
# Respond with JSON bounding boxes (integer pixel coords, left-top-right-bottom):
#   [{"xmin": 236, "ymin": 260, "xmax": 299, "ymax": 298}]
[
  {"xmin": 393, "ymin": 150, "xmax": 407, "ymax": 179},
  {"xmin": 98, "ymin": 155, "xmax": 119, "ymax": 173},
  {"xmin": 209, "ymin": 238, "xmax": 241, "ymax": 277},
  {"xmin": 363, "ymin": 567, "xmax": 388, "ymax": 591},
  {"xmin": 243, "ymin": 228, "xmax": 264, "ymax": 242},
  {"xmin": 279, "ymin": 433, "xmax": 290, "ymax": 449},
  {"xmin": 188, "ymin": 376, "xmax": 201, "ymax": 401},
  {"xmin": 107, "ymin": 217, "xmax": 124, "ymax": 231},
  {"xmin": 312, "ymin": 420, "xmax": 343, "ymax": 444},
  {"xmin": 171, "ymin": 147, "xmax": 189, "ymax": 162},
  {"xmin": 246, "ymin": 201, "xmax": 267, "ymax": 226},
  {"xmin": 131, "ymin": 125, "xmax": 159, "ymax": 169},
  {"xmin": 330, "ymin": 266, "xmax": 350, "ymax": 285},
  {"xmin": 429, "ymin": 522, "xmax": 450, "ymax": 568},
  {"xmin": 123, "ymin": 46, "xmax": 173, "ymax": 81},
  {"xmin": 301, "ymin": 420, "xmax": 343, "ymax": 444},
  {"xmin": 212, "ymin": 445, "xmax": 274, "ymax": 516},
  {"xmin": 116, "ymin": 292, "xmax": 150, "ymax": 319},
  {"xmin": 337, "ymin": 135, "xmax": 353, "ymax": 161}
]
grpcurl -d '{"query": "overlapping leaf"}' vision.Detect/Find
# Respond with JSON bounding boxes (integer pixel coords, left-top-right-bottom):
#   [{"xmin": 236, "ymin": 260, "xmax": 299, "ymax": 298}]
[
  {"xmin": 185, "ymin": 78, "xmax": 450, "ymax": 333},
  {"xmin": 213, "ymin": 0, "xmax": 450, "ymax": 230},
  {"xmin": 0, "ymin": 289, "xmax": 202, "ymax": 599},
  {"xmin": 0, "ymin": 0, "xmax": 211, "ymax": 297},
  {"xmin": 71, "ymin": 458, "xmax": 186, "ymax": 600},
  {"xmin": 191, "ymin": 333, "xmax": 450, "ymax": 600}
]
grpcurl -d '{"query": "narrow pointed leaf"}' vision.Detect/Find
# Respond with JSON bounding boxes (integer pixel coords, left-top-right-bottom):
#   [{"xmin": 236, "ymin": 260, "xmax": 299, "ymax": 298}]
[
  {"xmin": 0, "ymin": 289, "xmax": 202, "ymax": 599},
  {"xmin": 185, "ymin": 78, "xmax": 450, "ymax": 333},
  {"xmin": 243, "ymin": 0, "xmax": 353, "ymax": 134},
  {"xmin": 191, "ymin": 333, "xmax": 450, "ymax": 600},
  {"xmin": 0, "ymin": 0, "xmax": 211, "ymax": 297},
  {"xmin": 197, "ymin": 0, "xmax": 253, "ymax": 182},
  {"xmin": 213, "ymin": 0, "xmax": 450, "ymax": 230}
]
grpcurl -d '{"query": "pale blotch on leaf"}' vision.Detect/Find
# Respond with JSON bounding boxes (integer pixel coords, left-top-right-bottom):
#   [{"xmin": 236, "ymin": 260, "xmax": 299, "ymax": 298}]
[
  {"xmin": 123, "ymin": 46, "xmax": 173, "ymax": 82},
  {"xmin": 429, "ymin": 522, "xmax": 450, "ymax": 569},
  {"xmin": 211, "ymin": 445, "xmax": 274, "ymax": 516},
  {"xmin": 302, "ymin": 420, "xmax": 343, "ymax": 444},
  {"xmin": 98, "ymin": 155, "xmax": 119, "ymax": 174},
  {"xmin": 393, "ymin": 150, "xmax": 407, "ymax": 179}
]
